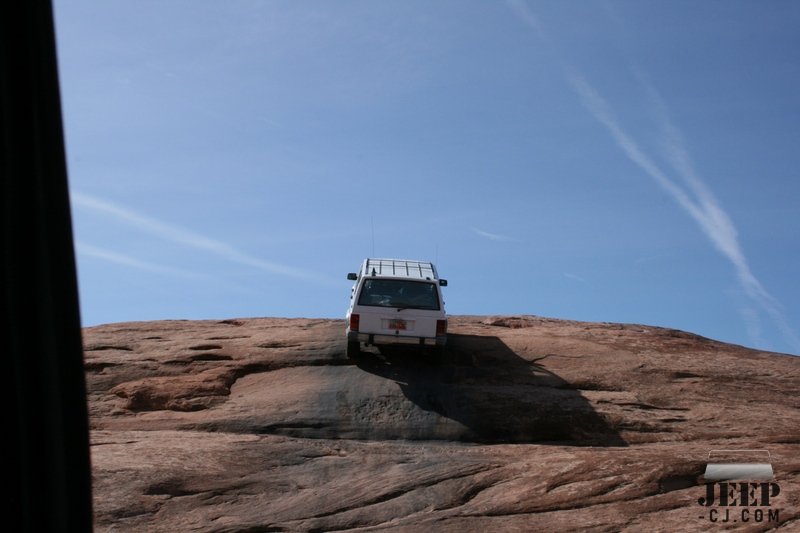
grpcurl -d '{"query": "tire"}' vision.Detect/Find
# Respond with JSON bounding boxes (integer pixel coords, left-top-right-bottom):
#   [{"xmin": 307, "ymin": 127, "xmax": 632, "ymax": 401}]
[{"xmin": 346, "ymin": 340, "xmax": 361, "ymax": 360}]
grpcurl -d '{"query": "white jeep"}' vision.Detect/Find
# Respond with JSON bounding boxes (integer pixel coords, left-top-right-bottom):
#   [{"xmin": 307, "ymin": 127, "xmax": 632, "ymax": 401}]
[{"xmin": 345, "ymin": 258, "xmax": 448, "ymax": 359}]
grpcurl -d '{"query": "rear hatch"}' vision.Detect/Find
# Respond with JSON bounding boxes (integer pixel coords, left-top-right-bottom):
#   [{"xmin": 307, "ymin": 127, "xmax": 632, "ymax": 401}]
[{"xmin": 353, "ymin": 278, "xmax": 443, "ymax": 338}]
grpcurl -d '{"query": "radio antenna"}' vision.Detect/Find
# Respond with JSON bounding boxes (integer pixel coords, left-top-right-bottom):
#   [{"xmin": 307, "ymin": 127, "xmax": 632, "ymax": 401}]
[
  {"xmin": 371, "ymin": 216, "xmax": 375, "ymax": 257},
  {"xmin": 435, "ymin": 243, "xmax": 438, "ymax": 264}
]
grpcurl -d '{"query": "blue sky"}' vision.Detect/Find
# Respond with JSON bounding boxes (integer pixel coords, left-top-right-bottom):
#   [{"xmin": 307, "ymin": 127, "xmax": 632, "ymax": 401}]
[{"xmin": 54, "ymin": 1, "xmax": 800, "ymax": 355}]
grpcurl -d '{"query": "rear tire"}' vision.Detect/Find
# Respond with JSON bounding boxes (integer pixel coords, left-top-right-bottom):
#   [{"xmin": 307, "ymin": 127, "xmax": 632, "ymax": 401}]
[{"xmin": 346, "ymin": 340, "xmax": 361, "ymax": 360}]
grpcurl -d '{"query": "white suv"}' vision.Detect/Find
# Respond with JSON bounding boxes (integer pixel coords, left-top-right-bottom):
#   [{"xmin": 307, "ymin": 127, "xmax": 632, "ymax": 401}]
[{"xmin": 346, "ymin": 258, "xmax": 448, "ymax": 358}]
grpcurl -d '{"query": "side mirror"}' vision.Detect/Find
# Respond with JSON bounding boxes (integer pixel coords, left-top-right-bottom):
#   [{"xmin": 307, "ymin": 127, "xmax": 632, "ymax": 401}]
[
  {"xmin": 347, "ymin": 273, "xmax": 358, "ymax": 280},
  {"xmin": 439, "ymin": 279, "xmax": 448, "ymax": 286}
]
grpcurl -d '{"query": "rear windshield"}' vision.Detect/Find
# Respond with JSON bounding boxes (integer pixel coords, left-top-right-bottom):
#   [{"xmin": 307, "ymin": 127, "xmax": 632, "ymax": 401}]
[{"xmin": 357, "ymin": 279, "xmax": 440, "ymax": 310}]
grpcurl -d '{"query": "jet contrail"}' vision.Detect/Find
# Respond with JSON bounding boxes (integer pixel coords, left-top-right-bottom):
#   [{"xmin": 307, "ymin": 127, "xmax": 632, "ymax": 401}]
[
  {"xmin": 507, "ymin": 0, "xmax": 800, "ymax": 352},
  {"xmin": 71, "ymin": 191, "xmax": 336, "ymax": 285},
  {"xmin": 76, "ymin": 241, "xmax": 204, "ymax": 278}
]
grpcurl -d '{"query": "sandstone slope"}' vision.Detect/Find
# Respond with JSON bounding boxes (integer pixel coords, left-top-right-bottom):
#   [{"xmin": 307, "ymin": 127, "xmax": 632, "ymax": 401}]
[{"xmin": 84, "ymin": 316, "xmax": 800, "ymax": 531}]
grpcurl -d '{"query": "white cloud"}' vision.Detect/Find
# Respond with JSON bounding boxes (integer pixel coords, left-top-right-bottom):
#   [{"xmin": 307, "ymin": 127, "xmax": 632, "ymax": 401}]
[
  {"xmin": 76, "ymin": 241, "xmax": 203, "ymax": 278},
  {"xmin": 566, "ymin": 70, "xmax": 800, "ymax": 352},
  {"xmin": 636, "ymin": 74, "xmax": 799, "ymax": 343},
  {"xmin": 71, "ymin": 192, "xmax": 335, "ymax": 285},
  {"xmin": 566, "ymin": 70, "xmax": 800, "ymax": 353},
  {"xmin": 471, "ymin": 227, "xmax": 514, "ymax": 242},
  {"xmin": 563, "ymin": 272, "xmax": 587, "ymax": 283},
  {"xmin": 506, "ymin": 0, "xmax": 548, "ymax": 44},
  {"xmin": 507, "ymin": 2, "xmax": 800, "ymax": 352},
  {"xmin": 738, "ymin": 306, "xmax": 768, "ymax": 350}
]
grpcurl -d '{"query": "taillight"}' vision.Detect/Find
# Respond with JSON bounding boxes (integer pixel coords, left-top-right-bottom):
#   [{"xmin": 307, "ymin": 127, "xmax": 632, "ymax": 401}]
[
  {"xmin": 436, "ymin": 319, "xmax": 447, "ymax": 336},
  {"xmin": 349, "ymin": 313, "xmax": 360, "ymax": 332}
]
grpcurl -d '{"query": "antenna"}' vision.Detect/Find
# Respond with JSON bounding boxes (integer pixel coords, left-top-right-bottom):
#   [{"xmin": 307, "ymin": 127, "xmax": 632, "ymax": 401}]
[
  {"xmin": 435, "ymin": 243, "xmax": 438, "ymax": 264},
  {"xmin": 371, "ymin": 216, "xmax": 375, "ymax": 257}
]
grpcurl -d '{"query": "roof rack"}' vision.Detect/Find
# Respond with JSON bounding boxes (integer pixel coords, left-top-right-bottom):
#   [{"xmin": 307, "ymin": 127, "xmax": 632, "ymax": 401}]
[{"xmin": 365, "ymin": 258, "xmax": 437, "ymax": 280}]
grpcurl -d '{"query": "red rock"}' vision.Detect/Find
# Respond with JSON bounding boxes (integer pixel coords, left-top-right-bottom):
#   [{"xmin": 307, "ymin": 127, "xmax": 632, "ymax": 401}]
[{"xmin": 84, "ymin": 316, "xmax": 800, "ymax": 531}]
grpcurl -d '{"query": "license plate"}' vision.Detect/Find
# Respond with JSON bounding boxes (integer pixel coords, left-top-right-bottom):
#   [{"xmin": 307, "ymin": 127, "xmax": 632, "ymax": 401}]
[{"xmin": 388, "ymin": 319, "xmax": 407, "ymax": 330}]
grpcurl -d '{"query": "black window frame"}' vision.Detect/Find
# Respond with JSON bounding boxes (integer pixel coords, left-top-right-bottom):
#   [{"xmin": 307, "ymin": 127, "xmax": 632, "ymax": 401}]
[{"xmin": 356, "ymin": 279, "xmax": 441, "ymax": 311}]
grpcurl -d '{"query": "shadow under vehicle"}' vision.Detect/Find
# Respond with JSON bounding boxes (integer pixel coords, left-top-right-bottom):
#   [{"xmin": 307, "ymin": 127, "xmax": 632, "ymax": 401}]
[{"xmin": 356, "ymin": 333, "xmax": 627, "ymax": 447}]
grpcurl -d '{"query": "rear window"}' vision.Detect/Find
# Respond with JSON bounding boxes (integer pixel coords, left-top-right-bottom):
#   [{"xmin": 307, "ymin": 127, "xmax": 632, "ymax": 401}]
[{"xmin": 357, "ymin": 279, "xmax": 440, "ymax": 310}]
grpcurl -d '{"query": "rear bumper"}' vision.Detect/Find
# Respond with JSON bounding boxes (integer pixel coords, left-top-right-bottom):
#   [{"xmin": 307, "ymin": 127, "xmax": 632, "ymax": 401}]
[{"xmin": 348, "ymin": 331, "xmax": 446, "ymax": 346}]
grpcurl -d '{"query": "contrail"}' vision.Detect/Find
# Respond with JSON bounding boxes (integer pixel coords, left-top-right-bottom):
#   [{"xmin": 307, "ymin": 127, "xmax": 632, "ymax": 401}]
[
  {"xmin": 564, "ymin": 272, "xmax": 587, "ymax": 284},
  {"xmin": 471, "ymin": 227, "xmax": 514, "ymax": 242},
  {"xmin": 507, "ymin": 0, "xmax": 800, "ymax": 352},
  {"xmin": 76, "ymin": 241, "xmax": 204, "ymax": 278},
  {"xmin": 71, "ymin": 192, "xmax": 335, "ymax": 285},
  {"xmin": 507, "ymin": 0, "xmax": 549, "ymax": 44},
  {"xmin": 566, "ymin": 70, "xmax": 799, "ymax": 350}
]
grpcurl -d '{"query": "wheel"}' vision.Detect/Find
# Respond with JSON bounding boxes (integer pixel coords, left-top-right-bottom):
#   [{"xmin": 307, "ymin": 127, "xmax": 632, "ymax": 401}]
[{"xmin": 346, "ymin": 340, "xmax": 361, "ymax": 360}]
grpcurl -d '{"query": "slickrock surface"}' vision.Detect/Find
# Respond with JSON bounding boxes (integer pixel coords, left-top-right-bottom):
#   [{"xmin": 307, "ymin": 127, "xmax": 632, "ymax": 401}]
[{"xmin": 84, "ymin": 316, "xmax": 800, "ymax": 531}]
